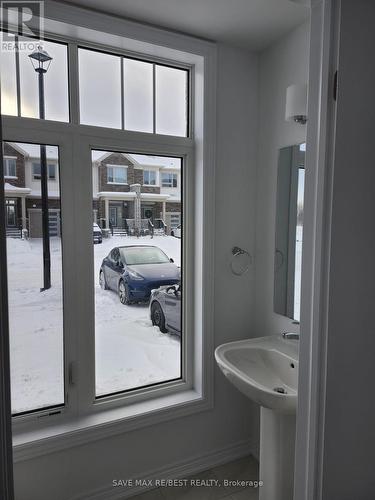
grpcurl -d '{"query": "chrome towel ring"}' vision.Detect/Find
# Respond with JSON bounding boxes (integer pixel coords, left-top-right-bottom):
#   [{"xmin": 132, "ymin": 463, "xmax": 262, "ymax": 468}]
[{"xmin": 230, "ymin": 246, "xmax": 252, "ymax": 276}]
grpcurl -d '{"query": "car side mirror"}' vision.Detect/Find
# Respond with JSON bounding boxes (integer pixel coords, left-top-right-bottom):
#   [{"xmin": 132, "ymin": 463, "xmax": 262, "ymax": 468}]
[{"xmin": 170, "ymin": 258, "xmax": 174, "ymax": 263}]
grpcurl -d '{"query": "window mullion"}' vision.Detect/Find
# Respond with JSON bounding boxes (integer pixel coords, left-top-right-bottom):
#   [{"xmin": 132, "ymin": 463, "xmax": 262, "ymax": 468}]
[{"xmin": 68, "ymin": 42, "xmax": 80, "ymax": 125}]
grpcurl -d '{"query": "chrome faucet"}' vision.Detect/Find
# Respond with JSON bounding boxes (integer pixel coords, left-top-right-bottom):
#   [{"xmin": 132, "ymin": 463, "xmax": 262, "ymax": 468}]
[{"xmin": 282, "ymin": 332, "xmax": 300, "ymax": 340}]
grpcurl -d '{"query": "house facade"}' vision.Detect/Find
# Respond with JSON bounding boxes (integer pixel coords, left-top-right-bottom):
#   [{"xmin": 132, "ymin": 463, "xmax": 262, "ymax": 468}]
[
  {"xmin": 3, "ymin": 142, "xmax": 61, "ymax": 238},
  {"xmin": 2, "ymin": 143, "xmax": 182, "ymax": 237},
  {"xmin": 92, "ymin": 151, "xmax": 182, "ymax": 234}
]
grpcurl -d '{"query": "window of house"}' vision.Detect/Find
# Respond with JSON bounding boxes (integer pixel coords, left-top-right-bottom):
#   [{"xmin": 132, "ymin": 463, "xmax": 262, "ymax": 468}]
[
  {"xmin": 4, "ymin": 158, "xmax": 16, "ymax": 178},
  {"xmin": 161, "ymin": 172, "xmax": 178, "ymax": 187},
  {"xmin": 107, "ymin": 165, "xmax": 127, "ymax": 184},
  {"xmin": 143, "ymin": 170, "xmax": 156, "ymax": 185},
  {"xmin": 32, "ymin": 162, "xmax": 57, "ymax": 180}
]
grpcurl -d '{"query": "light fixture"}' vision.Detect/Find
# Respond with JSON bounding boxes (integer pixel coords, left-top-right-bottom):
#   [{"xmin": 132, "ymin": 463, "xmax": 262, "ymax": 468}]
[
  {"xmin": 28, "ymin": 45, "xmax": 53, "ymax": 74},
  {"xmin": 285, "ymin": 83, "xmax": 308, "ymax": 125}
]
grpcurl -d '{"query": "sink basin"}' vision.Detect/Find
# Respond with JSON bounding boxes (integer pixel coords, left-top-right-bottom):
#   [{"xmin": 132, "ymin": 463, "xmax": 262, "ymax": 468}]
[{"xmin": 215, "ymin": 335, "xmax": 298, "ymax": 413}]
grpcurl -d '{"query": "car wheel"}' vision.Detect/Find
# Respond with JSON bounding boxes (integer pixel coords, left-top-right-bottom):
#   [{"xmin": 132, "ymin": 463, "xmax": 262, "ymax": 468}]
[
  {"xmin": 119, "ymin": 280, "xmax": 131, "ymax": 305},
  {"xmin": 171, "ymin": 231, "xmax": 175, "ymax": 237},
  {"xmin": 151, "ymin": 301, "xmax": 167, "ymax": 333},
  {"xmin": 99, "ymin": 269, "xmax": 108, "ymax": 290}
]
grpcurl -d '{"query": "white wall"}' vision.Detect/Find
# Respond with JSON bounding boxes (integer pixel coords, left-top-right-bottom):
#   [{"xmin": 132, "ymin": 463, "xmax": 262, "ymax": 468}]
[
  {"xmin": 254, "ymin": 22, "xmax": 310, "ymax": 337},
  {"xmin": 13, "ymin": 44, "xmax": 260, "ymax": 500}
]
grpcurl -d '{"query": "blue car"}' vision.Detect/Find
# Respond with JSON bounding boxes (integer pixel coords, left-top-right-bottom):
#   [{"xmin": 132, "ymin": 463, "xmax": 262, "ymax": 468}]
[{"xmin": 99, "ymin": 245, "xmax": 180, "ymax": 305}]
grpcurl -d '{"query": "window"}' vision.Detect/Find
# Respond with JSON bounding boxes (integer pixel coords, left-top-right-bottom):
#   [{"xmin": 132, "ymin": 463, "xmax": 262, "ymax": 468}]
[
  {"xmin": 32, "ymin": 162, "xmax": 57, "ymax": 180},
  {"xmin": 143, "ymin": 170, "xmax": 156, "ymax": 185},
  {"xmin": 107, "ymin": 165, "xmax": 127, "ymax": 184},
  {"xmin": 156, "ymin": 65, "xmax": 188, "ymax": 137},
  {"xmin": 0, "ymin": 6, "xmax": 214, "ymax": 442},
  {"xmin": 161, "ymin": 172, "xmax": 178, "ymax": 187},
  {"xmin": 93, "ymin": 150, "xmax": 182, "ymax": 397},
  {"xmin": 3, "ymin": 142, "xmax": 64, "ymax": 415},
  {"xmin": 78, "ymin": 48, "xmax": 188, "ymax": 136},
  {"xmin": 4, "ymin": 158, "xmax": 16, "ymax": 177},
  {"xmin": 0, "ymin": 34, "xmax": 69, "ymax": 122}
]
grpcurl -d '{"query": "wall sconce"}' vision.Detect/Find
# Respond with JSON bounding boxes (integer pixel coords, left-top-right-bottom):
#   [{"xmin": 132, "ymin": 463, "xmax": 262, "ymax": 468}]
[{"xmin": 285, "ymin": 83, "xmax": 308, "ymax": 125}]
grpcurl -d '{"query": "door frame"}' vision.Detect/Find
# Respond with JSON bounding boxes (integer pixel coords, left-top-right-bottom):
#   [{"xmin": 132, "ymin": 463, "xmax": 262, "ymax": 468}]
[
  {"xmin": 294, "ymin": 0, "xmax": 338, "ymax": 498},
  {"xmin": 5, "ymin": 199, "xmax": 17, "ymax": 228}
]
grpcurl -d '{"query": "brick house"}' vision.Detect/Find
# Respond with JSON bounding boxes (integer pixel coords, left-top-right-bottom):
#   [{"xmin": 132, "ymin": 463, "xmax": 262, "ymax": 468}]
[
  {"xmin": 3, "ymin": 142, "xmax": 61, "ymax": 238},
  {"xmin": 92, "ymin": 151, "xmax": 182, "ymax": 234},
  {"xmin": 3, "ymin": 143, "xmax": 181, "ymax": 237}
]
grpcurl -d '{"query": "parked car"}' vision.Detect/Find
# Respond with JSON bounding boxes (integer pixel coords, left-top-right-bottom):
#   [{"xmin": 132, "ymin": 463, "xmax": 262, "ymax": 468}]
[
  {"xmin": 150, "ymin": 284, "xmax": 181, "ymax": 335},
  {"xmin": 93, "ymin": 223, "xmax": 103, "ymax": 244},
  {"xmin": 99, "ymin": 245, "xmax": 180, "ymax": 305},
  {"xmin": 171, "ymin": 224, "xmax": 181, "ymax": 238}
]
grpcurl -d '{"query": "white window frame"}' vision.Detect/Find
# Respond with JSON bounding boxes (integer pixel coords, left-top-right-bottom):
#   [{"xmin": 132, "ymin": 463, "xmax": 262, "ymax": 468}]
[
  {"xmin": 32, "ymin": 162, "xmax": 57, "ymax": 181},
  {"xmin": 3, "ymin": 2, "xmax": 216, "ymax": 463},
  {"xmin": 161, "ymin": 171, "xmax": 178, "ymax": 188},
  {"xmin": 143, "ymin": 169, "xmax": 157, "ymax": 186},
  {"xmin": 4, "ymin": 157, "xmax": 17, "ymax": 178},
  {"xmin": 106, "ymin": 164, "xmax": 127, "ymax": 185}
]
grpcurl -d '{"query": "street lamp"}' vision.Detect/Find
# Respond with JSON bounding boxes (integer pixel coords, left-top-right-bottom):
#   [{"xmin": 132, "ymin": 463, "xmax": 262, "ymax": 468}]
[{"xmin": 29, "ymin": 45, "xmax": 53, "ymax": 291}]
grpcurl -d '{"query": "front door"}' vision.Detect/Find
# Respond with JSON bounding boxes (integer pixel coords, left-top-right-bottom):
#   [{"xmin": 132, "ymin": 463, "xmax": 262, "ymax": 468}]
[
  {"xmin": 5, "ymin": 199, "xmax": 17, "ymax": 227},
  {"xmin": 109, "ymin": 206, "xmax": 118, "ymax": 227}
]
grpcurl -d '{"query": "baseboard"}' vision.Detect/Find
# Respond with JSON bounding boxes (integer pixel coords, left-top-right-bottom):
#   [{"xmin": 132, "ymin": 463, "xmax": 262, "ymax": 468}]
[{"xmin": 71, "ymin": 438, "xmax": 258, "ymax": 500}]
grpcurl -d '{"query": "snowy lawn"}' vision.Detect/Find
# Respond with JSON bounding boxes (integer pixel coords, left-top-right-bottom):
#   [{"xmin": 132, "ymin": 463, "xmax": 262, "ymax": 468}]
[{"xmin": 7, "ymin": 235, "xmax": 181, "ymax": 414}]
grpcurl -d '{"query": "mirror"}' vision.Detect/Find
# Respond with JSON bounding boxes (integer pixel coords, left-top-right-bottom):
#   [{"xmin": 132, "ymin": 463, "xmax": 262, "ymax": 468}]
[{"xmin": 274, "ymin": 144, "xmax": 305, "ymax": 321}]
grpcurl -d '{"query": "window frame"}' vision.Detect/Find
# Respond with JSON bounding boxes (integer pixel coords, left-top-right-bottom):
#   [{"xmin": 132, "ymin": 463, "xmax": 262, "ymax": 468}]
[
  {"xmin": 161, "ymin": 172, "xmax": 178, "ymax": 188},
  {"xmin": 3, "ymin": 2, "xmax": 216, "ymax": 462},
  {"xmin": 106, "ymin": 164, "xmax": 128, "ymax": 185},
  {"xmin": 3, "ymin": 157, "xmax": 17, "ymax": 178},
  {"xmin": 143, "ymin": 169, "xmax": 157, "ymax": 186},
  {"xmin": 32, "ymin": 162, "xmax": 57, "ymax": 181}
]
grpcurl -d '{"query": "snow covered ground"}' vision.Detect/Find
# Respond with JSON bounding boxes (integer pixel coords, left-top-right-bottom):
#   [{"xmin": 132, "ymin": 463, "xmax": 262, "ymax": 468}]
[{"xmin": 7, "ymin": 235, "xmax": 181, "ymax": 414}]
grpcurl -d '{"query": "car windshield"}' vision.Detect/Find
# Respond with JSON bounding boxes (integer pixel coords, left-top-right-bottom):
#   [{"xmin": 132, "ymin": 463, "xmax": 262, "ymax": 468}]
[{"xmin": 120, "ymin": 246, "xmax": 170, "ymax": 265}]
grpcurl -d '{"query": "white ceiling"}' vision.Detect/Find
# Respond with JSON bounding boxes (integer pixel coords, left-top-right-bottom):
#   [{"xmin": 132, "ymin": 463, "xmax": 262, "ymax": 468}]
[{"xmin": 59, "ymin": 0, "xmax": 310, "ymax": 51}]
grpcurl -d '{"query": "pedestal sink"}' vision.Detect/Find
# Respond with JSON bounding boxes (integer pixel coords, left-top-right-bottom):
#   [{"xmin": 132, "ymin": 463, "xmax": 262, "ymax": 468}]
[{"xmin": 215, "ymin": 335, "xmax": 298, "ymax": 500}]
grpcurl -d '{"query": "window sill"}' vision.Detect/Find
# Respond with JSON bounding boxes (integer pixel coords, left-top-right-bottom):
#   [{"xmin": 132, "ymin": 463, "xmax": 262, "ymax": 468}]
[
  {"xmin": 4, "ymin": 176, "xmax": 18, "ymax": 180},
  {"xmin": 12, "ymin": 388, "xmax": 211, "ymax": 463},
  {"xmin": 107, "ymin": 182, "xmax": 128, "ymax": 186}
]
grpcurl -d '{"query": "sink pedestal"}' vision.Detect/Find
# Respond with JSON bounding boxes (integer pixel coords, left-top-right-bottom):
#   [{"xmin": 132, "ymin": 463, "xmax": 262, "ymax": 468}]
[{"xmin": 259, "ymin": 407, "xmax": 296, "ymax": 500}]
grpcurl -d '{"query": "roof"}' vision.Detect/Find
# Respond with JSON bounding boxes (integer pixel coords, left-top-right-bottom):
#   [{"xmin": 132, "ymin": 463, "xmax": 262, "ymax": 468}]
[
  {"xmin": 8, "ymin": 143, "xmax": 59, "ymax": 160},
  {"xmin": 92, "ymin": 150, "xmax": 181, "ymax": 170},
  {"xmin": 4, "ymin": 183, "xmax": 31, "ymax": 194}
]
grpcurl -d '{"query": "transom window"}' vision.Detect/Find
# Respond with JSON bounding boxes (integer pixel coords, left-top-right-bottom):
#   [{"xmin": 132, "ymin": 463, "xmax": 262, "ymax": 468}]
[
  {"xmin": 107, "ymin": 165, "xmax": 127, "ymax": 184},
  {"xmin": 32, "ymin": 163, "xmax": 57, "ymax": 180},
  {"xmin": 143, "ymin": 170, "xmax": 157, "ymax": 185},
  {"xmin": 4, "ymin": 158, "xmax": 16, "ymax": 178},
  {"xmin": 161, "ymin": 172, "xmax": 178, "ymax": 188}
]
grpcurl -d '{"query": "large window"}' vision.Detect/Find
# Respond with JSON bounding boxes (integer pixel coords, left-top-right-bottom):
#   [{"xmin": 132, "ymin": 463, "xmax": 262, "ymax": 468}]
[
  {"xmin": 0, "ymin": 9, "xmax": 212, "ymax": 441},
  {"xmin": 92, "ymin": 150, "xmax": 182, "ymax": 397},
  {"xmin": 2, "ymin": 142, "xmax": 64, "ymax": 415}
]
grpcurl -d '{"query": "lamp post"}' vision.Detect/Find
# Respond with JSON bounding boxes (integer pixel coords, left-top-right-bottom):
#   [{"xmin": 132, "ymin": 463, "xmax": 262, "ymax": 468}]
[{"xmin": 29, "ymin": 46, "xmax": 53, "ymax": 291}]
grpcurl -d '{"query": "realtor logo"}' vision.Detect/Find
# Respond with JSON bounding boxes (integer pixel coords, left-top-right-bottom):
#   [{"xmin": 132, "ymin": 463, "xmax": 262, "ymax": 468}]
[{"xmin": 1, "ymin": 1, "xmax": 44, "ymax": 42}]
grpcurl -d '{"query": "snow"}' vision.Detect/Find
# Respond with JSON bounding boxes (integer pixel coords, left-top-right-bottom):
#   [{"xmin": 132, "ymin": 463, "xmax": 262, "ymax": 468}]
[{"xmin": 7, "ymin": 235, "xmax": 181, "ymax": 414}]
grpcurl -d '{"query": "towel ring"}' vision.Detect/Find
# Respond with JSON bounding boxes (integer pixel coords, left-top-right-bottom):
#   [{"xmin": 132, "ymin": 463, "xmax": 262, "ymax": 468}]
[{"xmin": 230, "ymin": 246, "xmax": 252, "ymax": 276}]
